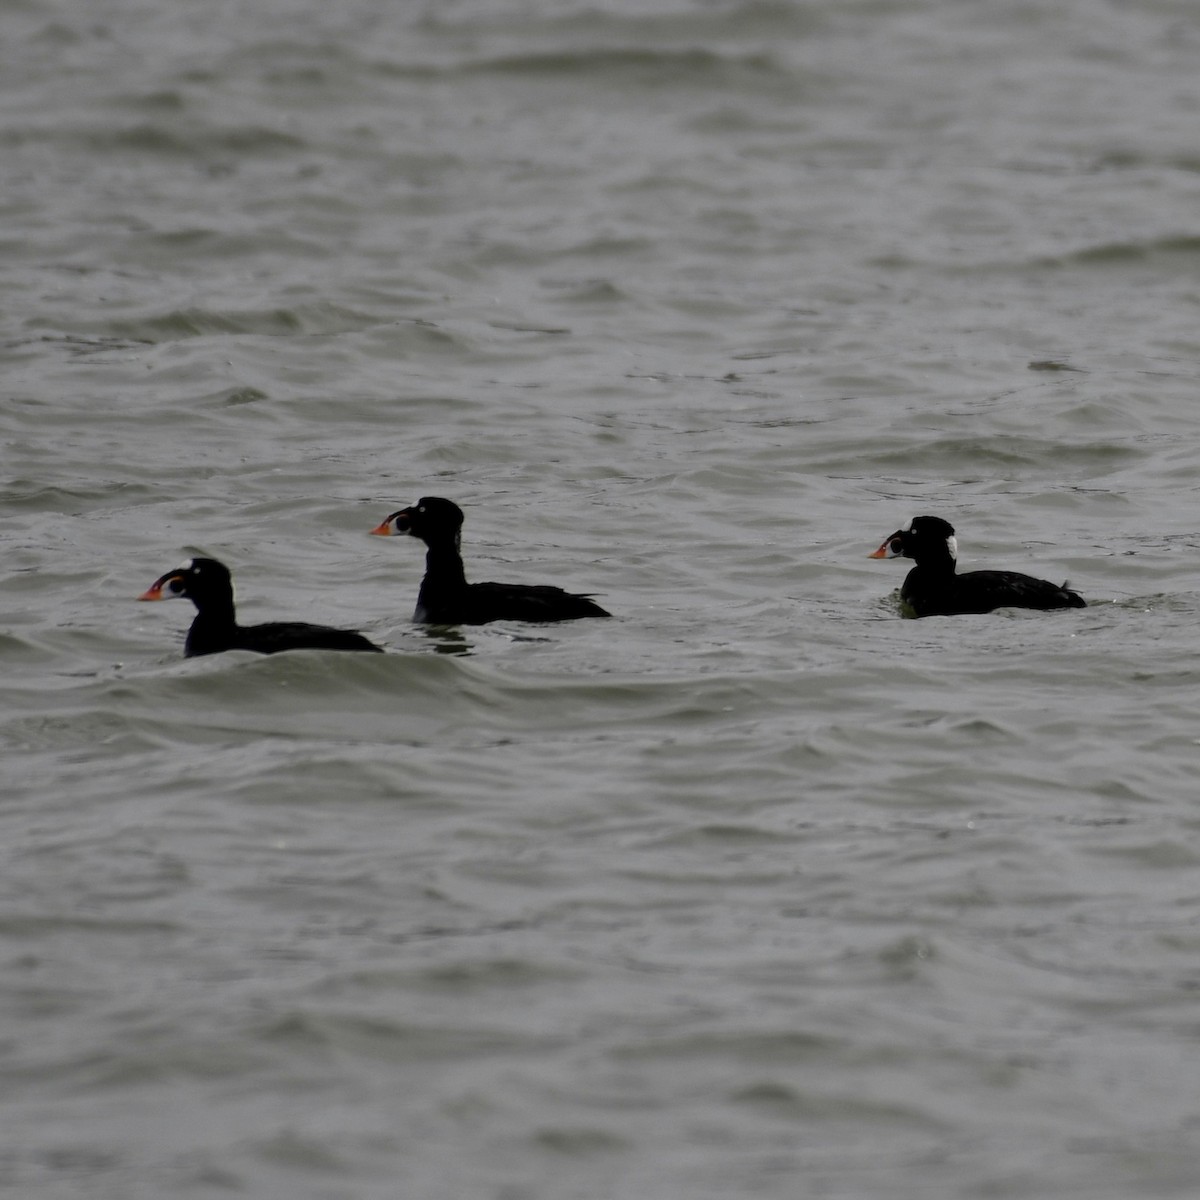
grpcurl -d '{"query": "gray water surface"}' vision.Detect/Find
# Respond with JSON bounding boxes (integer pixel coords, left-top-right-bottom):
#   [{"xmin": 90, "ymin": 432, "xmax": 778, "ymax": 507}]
[{"xmin": 5, "ymin": 1, "xmax": 1200, "ymax": 1197}]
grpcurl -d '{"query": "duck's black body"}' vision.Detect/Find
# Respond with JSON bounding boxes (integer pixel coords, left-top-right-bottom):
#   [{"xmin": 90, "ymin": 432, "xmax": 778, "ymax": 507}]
[
  {"xmin": 139, "ymin": 557, "xmax": 382, "ymax": 656},
  {"xmin": 870, "ymin": 516, "xmax": 1085, "ymax": 618},
  {"xmin": 371, "ymin": 497, "xmax": 610, "ymax": 625}
]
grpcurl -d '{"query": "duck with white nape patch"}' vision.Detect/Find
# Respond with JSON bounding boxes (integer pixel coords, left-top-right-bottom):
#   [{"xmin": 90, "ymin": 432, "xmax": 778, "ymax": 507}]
[
  {"xmin": 138, "ymin": 557, "xmax": 383, "ymax": 656},
  {"xmin": 869, "ymin": 516, "xmax": 1086, "ymax": 618}
]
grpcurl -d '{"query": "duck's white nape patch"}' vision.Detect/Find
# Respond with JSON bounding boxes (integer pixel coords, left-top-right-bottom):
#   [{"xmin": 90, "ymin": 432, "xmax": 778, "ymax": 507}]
[{"xmin": 945, "ymin": 535, "xmax": 958, "ymax": 561}]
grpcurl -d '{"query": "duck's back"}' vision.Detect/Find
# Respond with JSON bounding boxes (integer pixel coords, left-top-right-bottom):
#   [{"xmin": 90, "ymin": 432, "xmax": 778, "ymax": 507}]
[
  {"xmin": 417, "ymin": 581, "xmax": 610, "ymax": 625},
  {"xmin": 903, "ymin": 567, "xmax": 1085, "ymax": 618},
  {"xmin": 186, "ymin": 620, "xmax": 381, "ymax": 656},
  {"xmin": 239, "ymin": 622, "xmax": 382, "ymax": 654},
  {"xmin": 474, "ymin": 581, "xmax": 610, "ymax": 623}
]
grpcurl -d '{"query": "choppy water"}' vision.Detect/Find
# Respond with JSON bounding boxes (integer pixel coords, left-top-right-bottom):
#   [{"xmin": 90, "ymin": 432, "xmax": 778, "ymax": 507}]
[{"xmin": 5, "ymin": 0, "xmax": 1200, "ymax": 1196}]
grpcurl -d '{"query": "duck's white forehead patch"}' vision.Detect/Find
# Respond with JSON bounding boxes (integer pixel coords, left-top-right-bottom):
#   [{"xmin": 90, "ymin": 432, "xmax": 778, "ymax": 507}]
[
  {"xmin": 946, "ymin": 535, "xmax": 958, "ymax": 560},
  {"xmin": 176, "ymin": 558, "xmax": 196, "ymax": 573},
  {"xmin": 901, "ymin": 517, "xmax": 914, "ymax": 532}
]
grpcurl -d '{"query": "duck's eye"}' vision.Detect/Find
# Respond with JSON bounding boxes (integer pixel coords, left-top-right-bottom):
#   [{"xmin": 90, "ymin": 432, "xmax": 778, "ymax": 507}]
[{"xmin": 417, "ymin": 506, "xmax": 426, "ymax": 514}]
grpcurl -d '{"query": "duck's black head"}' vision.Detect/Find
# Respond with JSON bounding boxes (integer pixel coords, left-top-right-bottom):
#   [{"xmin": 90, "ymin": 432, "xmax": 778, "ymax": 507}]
[
  {"xmin": 138, "ymin": 557, "xmax": 235, "ymax": 610},
  {"xmin": 870, "ymin": 516, "xmax": 958, "ymax": 567},
  {"xmin": 370, "ymin": 497, "xmax": 465, "ymax": 547}
]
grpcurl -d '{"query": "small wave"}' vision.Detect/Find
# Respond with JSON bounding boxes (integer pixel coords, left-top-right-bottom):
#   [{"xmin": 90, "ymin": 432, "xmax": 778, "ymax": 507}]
[
  {"xmin": 95, "ymin": 301, "xmax": 403, "ymax": 342},
  {"xmin": 90, "ymin": 122, "xmax": 306, "ymax": 157},
  {"xmin": 1038, "ymin": 235, "xmax": 1200, "ymax": 269},
  {"xmin": 453, "ymin": 46, "xmax": 787, "ymax": 88}
]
